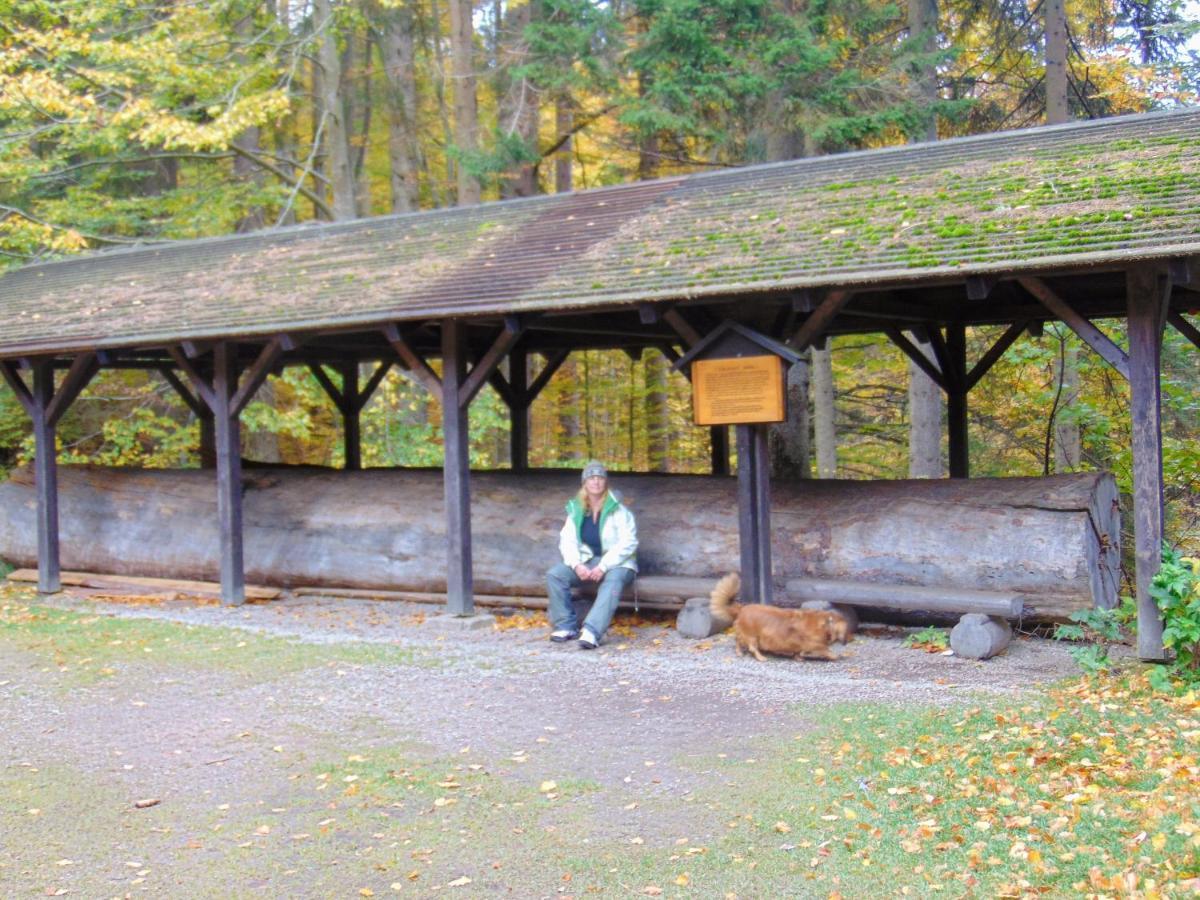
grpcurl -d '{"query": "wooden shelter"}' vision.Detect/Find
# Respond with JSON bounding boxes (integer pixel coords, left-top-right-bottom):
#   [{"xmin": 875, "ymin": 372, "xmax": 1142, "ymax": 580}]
[{"xmin": 1, "ymin": 108, "xmax": 1198, "ymax": 660}]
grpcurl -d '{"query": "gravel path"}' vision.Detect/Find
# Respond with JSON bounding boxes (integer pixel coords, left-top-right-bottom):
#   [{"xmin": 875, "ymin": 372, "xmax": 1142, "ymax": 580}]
[{"xmin": 1, "ymin": 589, "xmax": 1086, "ymax": 897}]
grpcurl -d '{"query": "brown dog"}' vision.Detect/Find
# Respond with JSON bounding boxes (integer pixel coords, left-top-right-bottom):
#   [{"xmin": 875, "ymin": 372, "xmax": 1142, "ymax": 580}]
[{"xmin": 709, "ymin": 573, "xmax": 841, "ymax": 661}]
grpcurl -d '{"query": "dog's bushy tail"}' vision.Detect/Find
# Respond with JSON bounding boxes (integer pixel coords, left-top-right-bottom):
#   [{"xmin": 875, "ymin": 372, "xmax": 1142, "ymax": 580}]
[{"xmin": 709, "ymin": 572, "xmax": 742, "ymax": 620}]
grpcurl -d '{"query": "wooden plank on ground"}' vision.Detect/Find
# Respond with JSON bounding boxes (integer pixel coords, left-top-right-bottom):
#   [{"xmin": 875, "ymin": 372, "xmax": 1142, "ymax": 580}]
[{"xmin": 6, "ymin": 569, "xmax": 279, "ymax": 600}]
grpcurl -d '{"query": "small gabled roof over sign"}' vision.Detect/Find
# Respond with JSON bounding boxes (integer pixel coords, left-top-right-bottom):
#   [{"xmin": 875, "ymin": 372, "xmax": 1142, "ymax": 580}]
[
  {"xmin": 672, "ymin": 320, "xmax": 804, "ymax": 373},
  {"xmin": 1, "ymin": 107, "xmax": 1199, "ymax": 358}
]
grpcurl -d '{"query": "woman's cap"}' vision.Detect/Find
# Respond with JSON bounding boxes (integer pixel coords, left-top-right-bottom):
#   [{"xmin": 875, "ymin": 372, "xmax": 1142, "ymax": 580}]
[{"xmin": 581, "ymin": 461, "xmax": 608, "ymax": 482}]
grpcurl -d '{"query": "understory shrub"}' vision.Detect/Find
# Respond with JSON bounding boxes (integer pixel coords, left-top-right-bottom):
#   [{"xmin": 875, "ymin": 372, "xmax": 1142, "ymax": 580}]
[
  {"xmin": 1054, "ymin": 605, "xmax": 1125, "ymax": 673},
  {"xmin": 1150, "ymin": 548, "xmax": 1200, "ymax": 692}
]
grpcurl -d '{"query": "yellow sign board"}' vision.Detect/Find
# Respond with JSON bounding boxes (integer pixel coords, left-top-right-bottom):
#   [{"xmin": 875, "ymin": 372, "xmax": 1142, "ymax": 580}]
[{"xmin": 692, "ymin": 355, "xmax": 786, "ymax": 425}]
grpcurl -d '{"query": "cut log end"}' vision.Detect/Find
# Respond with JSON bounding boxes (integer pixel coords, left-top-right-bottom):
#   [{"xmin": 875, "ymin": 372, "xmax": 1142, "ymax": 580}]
[{"xmin": 950, "ymin": 614, "xmax": 1013, "ymax": 660}]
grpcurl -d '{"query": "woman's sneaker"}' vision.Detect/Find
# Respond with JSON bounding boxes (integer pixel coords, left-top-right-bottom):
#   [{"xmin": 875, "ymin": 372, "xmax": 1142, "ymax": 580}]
[
  {"xmin": 578, "ymin": 627, "xmax": 599, "ymax": 650},
  {"xmin": 550, "ymin": 629, "xmax": 579, "ymax": 643}
]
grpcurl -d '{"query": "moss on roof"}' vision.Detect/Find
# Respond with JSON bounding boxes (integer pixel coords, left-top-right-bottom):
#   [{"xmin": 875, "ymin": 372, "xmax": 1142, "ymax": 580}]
[{"xmin": 1, "ymin": 109, "xmax": 1199, "ymax": 356}]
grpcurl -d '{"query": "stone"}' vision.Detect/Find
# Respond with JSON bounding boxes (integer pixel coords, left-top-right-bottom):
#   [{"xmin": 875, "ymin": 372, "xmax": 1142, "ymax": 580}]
[{"xmin": 425, "ymin": 613, "xmax": 496, "ymax": 631}]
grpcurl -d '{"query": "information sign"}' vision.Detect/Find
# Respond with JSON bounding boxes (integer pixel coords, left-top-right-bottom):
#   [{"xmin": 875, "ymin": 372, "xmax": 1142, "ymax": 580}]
[{"xmin": 692, "ymin": 355, "xmax": 786, "ymax": 425}]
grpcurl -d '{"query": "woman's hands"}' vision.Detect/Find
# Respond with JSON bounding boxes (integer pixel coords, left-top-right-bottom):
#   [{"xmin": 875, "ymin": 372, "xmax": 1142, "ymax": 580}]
[{"xmin": 574, "ymin": 563, "xmax": 605, "ymax": 582}]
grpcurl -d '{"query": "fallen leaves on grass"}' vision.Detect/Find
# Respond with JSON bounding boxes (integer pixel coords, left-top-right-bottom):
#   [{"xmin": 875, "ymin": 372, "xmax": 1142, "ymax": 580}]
[{"xmin": 805, "ymin": 671, "xmax": 1200, "ymax": 894}]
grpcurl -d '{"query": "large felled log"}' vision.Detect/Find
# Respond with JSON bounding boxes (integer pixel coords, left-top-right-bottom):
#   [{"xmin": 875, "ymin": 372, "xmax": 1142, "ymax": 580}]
[{"xmin": 0, "ymin": 466, "xmax": 1120, "ymax": 621}]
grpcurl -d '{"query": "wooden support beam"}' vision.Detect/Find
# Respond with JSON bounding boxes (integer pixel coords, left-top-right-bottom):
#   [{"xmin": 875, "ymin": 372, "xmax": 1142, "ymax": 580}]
[
  {"xmin": 31, "ymin": 361, "xmax": 59, "ymax": 593},
  {"xmin": 358, "ymin": 360, "xmax": 392, "ymax": 410},
  {"xmin": 965, "ymin": 275, "xmax": 997, "ymax": 301},
  {"xmin": 884, "ymin": 326, "xmax": 946, "ymax": 390},
  {"xmin": 45, "ymin": 353, "xmax": 98, "ymax": 428},
  {"xmin": 382, "ymin": 323, "xmax": 443, "ymax": 402},
  {"xmin": 459, "ymin": 319, "xmax": 524, "ymax": 410},
  {"xmin": 711, "ymin": 426, "xmax": 730, "ymax": 477},
  {"xmin": 0, "ymin": 359, "xmax": 34, "ymax": 416},
  {"xmin": 663, "ymin": 308, "xmax": 703, "ymax": 348},
  {"xmin": 509, "ymin": 346, "xmax": 529, "ymax": 471},
  {"xmin": 925, "ymin": 326, "xmax": 954, "ymax": 386},
  {"xmin": 791, "ymin": 290, "xmax": 818, "ymax": 313},
  {"xmin": 168, "ymin": 347, "xmax": 217, "ymax": 410},
  {"xmin": 339, "ymin": 362, "xmax": 362, "ymax": 471},
  {"xmin": 1169, "ymin": 311, "xmax": 1200, "ymax": 350},
  {"xmin": 181, "ymin": 340, "xmax": 208, "ymax": 359},
  {"xmin": 158, "ymin": 366, "xmax": 207, "ymax": 419},
  {"xmin": 965, "ymin": 319, "xmax": 1029, "ymax": 392},
  {"xmin": 527, "ymin": 349, "xmax": 569, "ymax": 402},
  {"xmin": 946, "ymin": 324, "xmax": 969, "ymax": 479},
  {"xmin": 736, "ymin": 424, "xmax": 773, "ymax": 604},
  {"xmin": 211, "ymin": 342, "xmax": 245, "ymax": 606},
  {"xmin": 230, "ymin": 338, "xmax": 284, "ymax": 417},
  {"xmin": 787, "ymin": 290, "xmax": 851, "ymax": 352},
  {"xmin": 307, "ymin": 362, "xmax": 346, "ymax": 409},
  {"xmin": 441, "ymin": 319, "xmax": 473, "ymax": 616},
  {"xmin": 1126, "ymin": 266, "xmax": 1168, "ymax": 661},
  {"xmin": 1019, "ymin": 277, "xmax": 1130, "ymax": 380},
  {"xmin": 487, "ymin": 370, "xmax": 516, "ymax": 408}
]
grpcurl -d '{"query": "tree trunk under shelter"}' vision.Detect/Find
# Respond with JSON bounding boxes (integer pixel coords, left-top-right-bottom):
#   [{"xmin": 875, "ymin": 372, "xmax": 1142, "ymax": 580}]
[{"xmin": 0, "ymin": 467, "xmax": 1121, "ymax": 621}]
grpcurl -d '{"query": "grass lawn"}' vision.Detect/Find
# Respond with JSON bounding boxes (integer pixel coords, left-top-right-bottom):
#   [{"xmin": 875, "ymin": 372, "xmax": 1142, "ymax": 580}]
[{"xmin": 2, "ymin": 594, "xmax": 1198, "ymax": 896}]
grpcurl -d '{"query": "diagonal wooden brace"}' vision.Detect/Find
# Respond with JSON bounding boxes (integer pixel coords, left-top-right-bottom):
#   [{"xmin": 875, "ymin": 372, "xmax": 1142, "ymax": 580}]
[
  {"xmin": 0, "ymin": 359, "xmax": 34, "ymax": 416},
  {"xmin": 1019, "ymin": 276, "xmax": 1130, "ymax": 380},
  {"xmin": 459, "ymin": 319, "xmax": 525, "ymax": 410},
  {"xmin": 787, "ymin": 290, "xmax": 851, "ymax": 352},
  {"xmin": 885, "ymin": 326, "xmax": 946, "ymax": 391},
  {"xmin": 45, "ymin": 353, "xmax": 99, "ymax": 428},
  {"xmin": 382, "ymin": 323, "xmax": 443, "ymax": 402}
]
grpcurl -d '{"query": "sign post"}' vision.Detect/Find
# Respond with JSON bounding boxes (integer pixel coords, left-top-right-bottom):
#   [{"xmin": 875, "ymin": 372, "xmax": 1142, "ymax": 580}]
[{"xmin": 674, "ymin": 321, "xmax": 802, "ymax": 604}]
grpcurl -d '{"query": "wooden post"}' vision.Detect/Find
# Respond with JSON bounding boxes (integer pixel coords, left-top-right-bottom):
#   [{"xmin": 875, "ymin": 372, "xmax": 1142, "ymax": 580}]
[
  {"xmin": 947, "ymin": 324, "xmax": 969, "ymax": 479},
  {"xmin": 711, "ymin": 426, "xmax": 730, "ymax": 476},
  {"xmin": 339, "ymin": 361, "xmax": 362, "ymax": 471},
  {"xmin": 736, "ymin": 424, "xmax": 773, "ymax": 604},
  {"xmin": 509, "ymin": 346, "xmax": 529, "ymax": 471},
  {"xmin": 212, "ymin": 342, "xmax": 245, "ymax": 606},
  {"xmin": 31, "ymin": 361, "xmax": 59, "ymax": 594},
  {"xmin": 442, "ymin": 319, "xmax": 474, "ymax": 615},
  {"xmin": 199, "ymin": 412, "xmax": 216, "ymax": 469},
  {"xmin": 1127, "ymin": 266, "xmax": 1167, "ymax": 661}
]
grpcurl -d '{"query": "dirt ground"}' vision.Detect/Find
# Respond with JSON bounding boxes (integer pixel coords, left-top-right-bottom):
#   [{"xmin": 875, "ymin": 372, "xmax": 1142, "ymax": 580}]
[{"xmin": 0, "ymin": 589, "xmax": 1086, "ymax": 898}]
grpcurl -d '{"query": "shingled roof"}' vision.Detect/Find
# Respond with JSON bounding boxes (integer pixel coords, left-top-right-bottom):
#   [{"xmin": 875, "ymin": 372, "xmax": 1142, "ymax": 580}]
[{"xmin": 2, "ymin": 108, "xmax": 1199, "ymax": 357}]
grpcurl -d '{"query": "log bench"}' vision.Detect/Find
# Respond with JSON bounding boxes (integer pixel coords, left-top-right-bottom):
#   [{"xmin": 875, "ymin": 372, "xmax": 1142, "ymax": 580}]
[
  {"xmin": 571, "ymin": 574, "xmax": 717, "ymax": 611},
  {"xmin": 784, "ymin": 577, "xmax": 1023, "ymax": 659}
]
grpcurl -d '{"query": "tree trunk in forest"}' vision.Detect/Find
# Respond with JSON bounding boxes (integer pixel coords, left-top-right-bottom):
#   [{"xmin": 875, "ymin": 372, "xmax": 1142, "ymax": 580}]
[
  {"xmin": 555, "ymin": 358, "xmax": 582, "ymax": 462},
  {"xmin": 1054, "ymin": 339, "xmax": 1082, "ymax": 471},
  {"xmin": 495, "ymin": 1, "xmax": 538, "ymax": 198},
  {"xmin": 232, "ymin": 10, "xmax": 265, "ymax": 232},
  {"xmin": 769, "ymin": 355, "xmax": 812, "ymax": 479},
  {"xmin": 908, "ymin": 337, "xmax": 943, "ymax": 477},
  {"xmin": 0, "ymin": 467, "xmax": 1121, "ymax": 622},
  {"xmin": 378, "ymin": 2, "xmax": 421, "ymax": 213},
  {"xmin": 1045, "ymin": 0, "xmax": 1069, "ymax": 125},
  {"xmin": 812, "ymin": 345, "xmax": 836, "ymax": 477},
  {"xmin": 905, "ymin": 0, "xmax": 943, "ymax": 476},
  {"xmin": 555, "ymin": 99, "xmax": 574, "ymax": 193},
  {"xmin": 908, "ymin": 0, "xmax": 938, "ymax": 141},
  {"xmin": 313, "ymin": 0, "xmax": 357, "ymax": 220},
  {"xmin": 1044, "ymin": 13, "xmax": 1079, "ymax": 467},
  {"xmin": 644, "ymin": 352, "xmax": 671, "ymax": 472},
  {"xmin": 449, "ymin": 0, "xmax": 481, "ymax": 205},
  {"xmin": 241, "ymin": 381, "xmax": 281, "ymax": 463}
]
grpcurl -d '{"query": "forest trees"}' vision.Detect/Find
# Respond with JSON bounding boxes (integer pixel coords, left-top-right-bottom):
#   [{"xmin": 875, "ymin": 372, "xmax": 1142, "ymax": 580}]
[{"xmin": 0, "ymin": 0, "xmax": 1197, "ymax": 543}]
